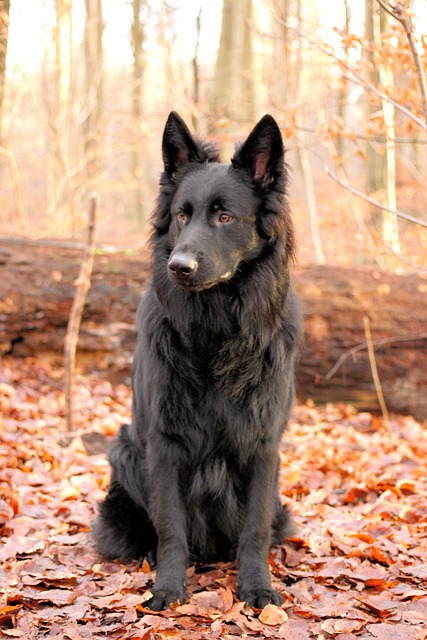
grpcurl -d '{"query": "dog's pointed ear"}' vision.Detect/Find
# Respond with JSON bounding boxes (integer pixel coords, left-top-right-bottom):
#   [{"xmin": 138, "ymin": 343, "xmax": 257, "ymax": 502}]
[
  {"xmin": 162, "ymin": 112, "xmax": 201, "ymax": 176},
  {"xmin": 232, "ymin": 115, "xmax": 284, "ymax": 189}
]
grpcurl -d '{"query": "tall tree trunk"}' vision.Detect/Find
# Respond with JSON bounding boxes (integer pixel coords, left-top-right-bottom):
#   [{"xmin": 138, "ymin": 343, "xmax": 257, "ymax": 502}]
[
  {"xmin": 272, "ymin": 0, "xmax": 302, "ymax": 105},
  {"xmin": 295, "ymin": 123, "xmax": 325, "ymax": 264},
  {"xmin": 0, "ymin": 2, "xmax": 27, "ymax": 233},
  {"xmin": 47, "ymin": 0, "xmax": 73, "ymax": 233},
  {"xmin": 83, "ymin": 0, "xmax": 103, "ymax": 191},
  {"xmin": 130, "ymin": 0, "xmax": 145, "ymax": 225},
  {"xmin": 292, "ymin": 0, "xmax": 324, "ymax": 264},
  {"xmin": 379, "ymin": 59, "xmax": 400, "ymax": 254},
  {"xmin": 191, "ymin": 5, "xmax": 202, "ymax": 131},
  {"xmin": 364, "ymin": 0, "xmax": 386, "ymax": 195},
  {"xmin": 374, "ymin": 4, "xmax": 399, "ymax": 254},
  {"xmin": 365, "ymin": 0, "xmax": 400, "ymax": 256},
  {"xmin": 337, "ymin": 0, "xmax": 350, "ymax": 159},
  {"xmin": 0, "ymin": 0, "xmax": 10, "ymax": 138},
  {"xmin": 271, "ymin": 0, "xmax": 290, "ymax": 108},
  {"xmin": 210, "ymin": 0, "xmax": 255, "ymax": 141}
]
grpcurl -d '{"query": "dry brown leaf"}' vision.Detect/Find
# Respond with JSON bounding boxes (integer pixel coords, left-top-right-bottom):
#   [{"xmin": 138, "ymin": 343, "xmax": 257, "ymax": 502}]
[
  {"xmin": 367, "ymin": 623, "xmax": 421, "ymax": 639},
  {"xmin": 321, "ymin": 618, "xmax": 366, "ymax": 634},
  {"xmin": 258, "ymin": 603, "xmax": 288, "ymax": 625}
]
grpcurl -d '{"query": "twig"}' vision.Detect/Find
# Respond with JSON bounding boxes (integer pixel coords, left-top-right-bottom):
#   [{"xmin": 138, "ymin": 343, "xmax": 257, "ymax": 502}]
[
  {"xmin": 317, "ymin": 109, "xmax": 385, "ymax": 269},
  {"xmin": 295, "ymin": 122, "xmax": 325, "ymax": 264},
  {"xmin": 0, "ymin": 144, "xmax": 28, "ymax": 234},
  {"xmin": 326, "ymin": 169, "xmax": 427, "ymax": 230},
  {"xmin": 64, "ymin": 196, "xmax": 97, "ymax": 431},
  {"xmin": 377, "ymin": 1, "xmax": 427, "ymax": 126},
  {"xmin": 269, "ymin": 8, "xmax": 427, "ymax": 132},
  {"xmin": 363, "ymin": 316, "xmax": 392, "ymax": 432},
  {"xmin": 323, "ymin": 332, "xmax": 427, "ymax": 380}
]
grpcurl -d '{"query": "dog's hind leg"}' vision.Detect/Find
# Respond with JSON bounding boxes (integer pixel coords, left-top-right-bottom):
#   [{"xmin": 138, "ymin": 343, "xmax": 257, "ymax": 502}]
[
  {"xmin": 271, "ymin": 498, "xmax": 294, "ymax": 546},
  {"xmin": 94, "ymin": 479, "xmax": 157, "ymax": 560},
  {"xmin": 94, "ymin": 424, "xmax": 157, "ymax": 560}
]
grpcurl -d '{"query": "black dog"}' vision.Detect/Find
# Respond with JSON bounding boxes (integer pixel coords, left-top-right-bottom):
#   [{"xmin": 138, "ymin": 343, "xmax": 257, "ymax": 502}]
[{"xmin": 94, "ymin": 112, "xmax": 302, "ymax": 611}]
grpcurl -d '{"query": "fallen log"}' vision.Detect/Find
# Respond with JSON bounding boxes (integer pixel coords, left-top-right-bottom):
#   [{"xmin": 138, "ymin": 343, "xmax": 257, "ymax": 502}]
[{"xmin": 0, "ymin": 238, "xmax": 426, "ymax": 419}]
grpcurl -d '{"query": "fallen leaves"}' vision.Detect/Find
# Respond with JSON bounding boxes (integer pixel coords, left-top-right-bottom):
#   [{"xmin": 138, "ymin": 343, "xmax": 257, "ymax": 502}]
[
  {"xmin": 258, "ymin": 603, "xmax": 288, "ymax": 625},
  {"xmin": 1, "ymin": 357, "xmax": 427, "ymax": 639}
]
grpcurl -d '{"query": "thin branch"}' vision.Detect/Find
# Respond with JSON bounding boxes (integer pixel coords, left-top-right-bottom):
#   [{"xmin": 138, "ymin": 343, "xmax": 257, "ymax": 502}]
[
  {"xmin": 269, "ymin": 8, "xmax": 427, "ymax": 132},
  {"xmin": 295, "ymin": 123, "xmax": 325, "ymax": 264},
  {"xmin": 363, "ymin": 316, "xmax": 392, "ymax": 432},
  {"xmin": 64, "ymin": 196, "xmax": 97, "ymax": 431},
  {"xmin": 298, "ymin": 122, "xmax": 427, "ymax": 145},
  {"xmin": 378, "ymin": 0, "xmax": 427, "ymax": 127},
  {"xmin": 323, "ymin": 332, "xmax": 427, "ymax": 380},
  {"xmin": 317, "ymin": 109, "xmax": 386, "ymax": 268},
  {"xmin": 326, "ymin": 169, "xmax": 427, "ymax": 230},
  {"xmin": 0, "ymin": 144, "xmax": 28, "ymax": 234},
  {"xmin": 376, "ymin": 0, "xmax": 398, "ymax": 20}
]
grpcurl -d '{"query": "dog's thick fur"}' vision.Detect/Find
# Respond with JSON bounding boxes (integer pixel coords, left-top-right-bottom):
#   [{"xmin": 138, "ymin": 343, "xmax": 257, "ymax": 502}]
[{"xmin": 94, "ymin": 112, "xmax": 303, "ymax": 610}]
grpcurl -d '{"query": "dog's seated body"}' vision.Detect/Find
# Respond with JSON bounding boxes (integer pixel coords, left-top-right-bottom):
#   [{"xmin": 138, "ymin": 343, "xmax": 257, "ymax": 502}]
[{"xmin": 94, "ymin": 113, "xmax": 302, "ymax": 610}]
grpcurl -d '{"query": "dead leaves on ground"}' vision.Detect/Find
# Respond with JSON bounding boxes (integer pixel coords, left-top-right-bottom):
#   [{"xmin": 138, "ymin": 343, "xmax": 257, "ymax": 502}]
[{"xmin": 0, "ymin": 357, "xmax": 426, "ymax": 639}]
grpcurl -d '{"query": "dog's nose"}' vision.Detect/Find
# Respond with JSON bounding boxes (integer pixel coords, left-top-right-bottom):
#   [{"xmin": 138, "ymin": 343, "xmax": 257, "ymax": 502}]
[{"xmin": 168, "ymin": 253, "xmax": 198, "ymax": 278}]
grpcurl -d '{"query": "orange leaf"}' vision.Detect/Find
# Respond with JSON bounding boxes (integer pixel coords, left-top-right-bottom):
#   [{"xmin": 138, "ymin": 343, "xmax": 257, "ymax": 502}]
[{"xmin": 258, "ymin": 603, "xmax": 288, "ymax": 625}]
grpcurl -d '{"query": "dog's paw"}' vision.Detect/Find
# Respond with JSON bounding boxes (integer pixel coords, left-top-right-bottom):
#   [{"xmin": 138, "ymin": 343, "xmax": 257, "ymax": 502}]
[
  {"xmin": 145, "ymin": 588, "xmax": 184, "ymax": 611},
  {"xmin": 239, "ymin": 587, "xmax": 282, "ymax": 609}
]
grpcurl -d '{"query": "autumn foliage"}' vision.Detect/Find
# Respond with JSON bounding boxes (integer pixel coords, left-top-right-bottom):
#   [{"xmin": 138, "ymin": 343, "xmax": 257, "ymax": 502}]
[{"xmin": 1, "ymin": 358, "xmax": 426, "ymax": 639}]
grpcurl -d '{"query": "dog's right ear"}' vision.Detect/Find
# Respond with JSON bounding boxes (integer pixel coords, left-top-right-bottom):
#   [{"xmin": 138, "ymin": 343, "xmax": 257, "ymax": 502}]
[{"xmin": 162, "ymin": 112, "xmax": 201, "ymax": 176}]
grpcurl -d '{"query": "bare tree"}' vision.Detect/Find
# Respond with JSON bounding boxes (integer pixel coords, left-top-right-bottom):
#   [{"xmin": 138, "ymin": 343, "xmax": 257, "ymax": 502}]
[
  {"xmin": 130, "ymin": 0, "xmax": 146, "ymax": 224},
  {"xmin": 46, "ymin": 0, "xmax": 73, "ymax": 232},
  {"xmin": 0, "ymin": 1, "xmax": 27, "ymax": 234},
  {"xmin": 0, "ymin": 0, "xmax": 10, "ymax": 134},
  {"xmin": 364, "ymin": 0, "xmax": 386, "ymax": 195},
  {"xmin": 210, "ymin": 0, "xmax": 255, "ymax": 127},
  {"xmin": 191, "ymin": 4, "xmax": 202, "ymax": 131},
  {"xmin": 377, "ymin": 0, "xmax": 427, "ymax": 127},
  {"xmin": 83, "ymin": 0, "xmax": 104, "ymax": 188},
  {"xmin": 336, "ymin": 0, "xmax": 351, "ymax": 159},
  {"xmin": 272, "ymin": 0, "xmax": 325, "ymax": 264},
  {"xmin": 365, "ymin": 0, "xmax": 399, "ymax": 253}
]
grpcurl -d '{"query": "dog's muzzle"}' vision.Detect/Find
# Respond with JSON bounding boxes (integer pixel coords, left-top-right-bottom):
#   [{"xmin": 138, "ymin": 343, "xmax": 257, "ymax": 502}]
[{"xmin": 168, "ymin": 252, "xmax": 198, "ymax": 282}]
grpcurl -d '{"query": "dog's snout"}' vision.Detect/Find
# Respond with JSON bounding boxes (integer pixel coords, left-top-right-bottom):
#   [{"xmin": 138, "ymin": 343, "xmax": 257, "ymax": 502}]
[{"xmin": 168, "ymin": 253, "xmax": 198, "ymax": 279}]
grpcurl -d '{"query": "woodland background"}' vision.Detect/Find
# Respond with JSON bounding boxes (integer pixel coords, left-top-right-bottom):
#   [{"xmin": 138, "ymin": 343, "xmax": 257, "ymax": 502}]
[
  {"xmin": 0, "ymin": 0, "xmax": 427, "ymax": 265},
  {"xmin": 0, "ymin": 1, "xmax": 427, "ymax": 638}
]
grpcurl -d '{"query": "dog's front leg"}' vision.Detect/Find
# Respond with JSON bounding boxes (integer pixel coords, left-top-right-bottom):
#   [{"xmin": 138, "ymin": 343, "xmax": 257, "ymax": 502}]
[
  {"xmin": 237, "ymin": 450, "xmax": 282, "ymax": 609},
  {"xmin": 146, "ymin": 447, "xmax": 188, "ymax": 611}
]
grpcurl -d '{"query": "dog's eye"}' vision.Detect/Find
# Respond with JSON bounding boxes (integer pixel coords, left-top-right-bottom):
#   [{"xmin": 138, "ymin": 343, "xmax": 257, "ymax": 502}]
[
  {"xmin": 218, "ymin": 213, "xmax": 234, "ymax": 224},
  {"xmin": 176, "ymin": 211, "xmax": 187, "ymax": 222}
]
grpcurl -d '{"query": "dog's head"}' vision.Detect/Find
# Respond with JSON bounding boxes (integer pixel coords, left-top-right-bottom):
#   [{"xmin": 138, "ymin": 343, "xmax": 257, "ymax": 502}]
[{"xmin": 152, "ymin": 112, "xmax": 294, "ymax": 292}]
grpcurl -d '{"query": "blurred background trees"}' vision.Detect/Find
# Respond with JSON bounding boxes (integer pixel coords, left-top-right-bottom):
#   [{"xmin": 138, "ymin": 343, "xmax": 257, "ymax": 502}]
[{"xmin": 0, "ymin": 0, "xmax": 426, "ymax": 270}]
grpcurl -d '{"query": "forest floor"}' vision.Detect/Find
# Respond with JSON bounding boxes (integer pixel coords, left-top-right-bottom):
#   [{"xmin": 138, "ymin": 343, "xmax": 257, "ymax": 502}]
[{"xmin": 0, "ymin": 357, "xmax": 426, "ymax": 639}]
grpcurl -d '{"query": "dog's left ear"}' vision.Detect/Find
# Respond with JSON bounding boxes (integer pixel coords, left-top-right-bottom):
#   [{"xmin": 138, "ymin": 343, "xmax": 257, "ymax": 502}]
[{"xmin": 232, "ymin": 115, "xmax": 284, "ymax": 189}]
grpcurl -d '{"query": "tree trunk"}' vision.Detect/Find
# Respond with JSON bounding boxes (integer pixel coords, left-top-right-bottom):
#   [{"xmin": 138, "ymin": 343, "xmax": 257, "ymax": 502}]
[
  {"xmin": 364, "ymin": 0, "xmax": 399, "ymax": 257},
  {"xmin": 209, "ymin": 0, "xmax": 255, "ymax": 137},
  {"xmin": 130, "ymin": 0, "xmax": 145, "ymax": 224},
  {"xmin": 337, "ymin": 0, "xmax": 350, "ymax": 159},
  {"xmin": 47, "ymin": 0, "xmax": 74, "ymax": 233},
  {"xmin": 377, "ymin": 7, "xmax": 399, "ymax": 254},
  {"xmin": 83, "ymin": 0, "xmax": 103, "ymax": 189},
  {"xmin": 0, "ymin": 0, "xmax": 10, "ymax": 135},
  {"xmin": 0, "ymin": 239, "xmax": 426, "ymax": 420},
  {"xmin": 191, "ymin": 6, "xmax": 202, "ymax": 131},
  {"xmin": 365, "ymin": 0, "xmax": 384, "ymax": 196}
]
